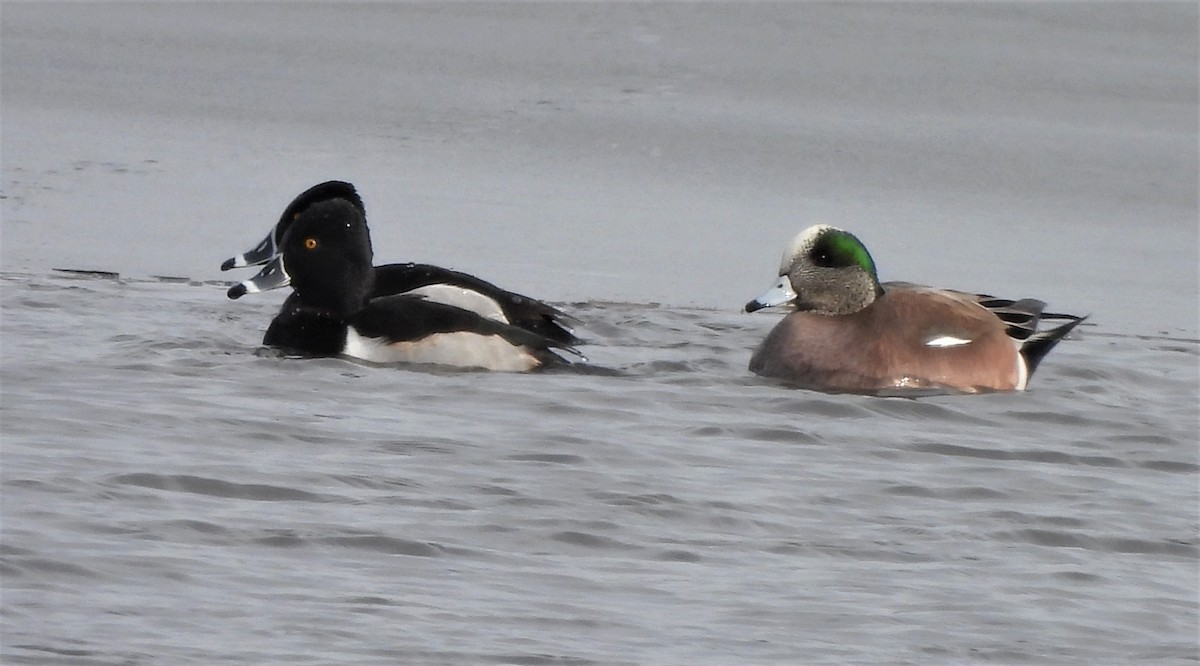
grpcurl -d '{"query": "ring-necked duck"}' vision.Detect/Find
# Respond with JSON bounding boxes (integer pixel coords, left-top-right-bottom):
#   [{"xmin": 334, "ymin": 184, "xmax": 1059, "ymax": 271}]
[
  {"xmin": 745, "ymin": 225, "xmax": 1085, "ymax": 394},
  {"xmin": 222, "ymin": 180, "xmax": 578, "ymax": 345},
  {"xmin": 227, "ymin": 192, "xmax": 580, "ymax": 371}
]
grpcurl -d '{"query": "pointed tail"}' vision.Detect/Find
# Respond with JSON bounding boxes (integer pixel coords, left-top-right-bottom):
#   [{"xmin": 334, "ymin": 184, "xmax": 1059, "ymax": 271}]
[{"xmin": 1021, "ymin": 314, "xmax": 1087, "ymax": 377}]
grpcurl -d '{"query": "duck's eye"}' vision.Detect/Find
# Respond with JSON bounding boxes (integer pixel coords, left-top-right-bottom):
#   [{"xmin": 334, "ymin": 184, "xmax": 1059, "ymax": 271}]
[{"xmin": 304, "ymin": 238, "xmax": 318, "ymax": 250}]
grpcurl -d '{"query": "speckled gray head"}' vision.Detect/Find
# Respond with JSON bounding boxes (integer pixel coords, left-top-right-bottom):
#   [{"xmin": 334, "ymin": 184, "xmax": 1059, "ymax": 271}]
[{"xmin": 745, "ymin": 224, "xmax": 881, "ymax": 315}]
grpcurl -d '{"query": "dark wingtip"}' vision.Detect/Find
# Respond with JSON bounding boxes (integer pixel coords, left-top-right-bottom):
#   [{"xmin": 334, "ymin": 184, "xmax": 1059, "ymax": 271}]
[
  {"xmin": 220, "ymin": 257, "xmax": 237, "ymax": 271},
  {"xmin": 744, "ymin": 300, "xmax": 764, "ymax": 313},
  {"xmin": 227, "ymin": 283, "xmax": 247, "ymax": 300}
]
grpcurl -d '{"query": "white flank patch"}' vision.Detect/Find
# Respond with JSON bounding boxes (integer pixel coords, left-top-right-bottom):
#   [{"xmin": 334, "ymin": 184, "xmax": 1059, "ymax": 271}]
[
  {"xmin": 925, "ymin": 335, "xmax": 972, "ymax": 348},
  {"xmin": 1015, "ymin": 356, "xmax": 1030, "ymax": 391},
  {"xmin": 405, "ymin": 285, "xmax": 508, "ymax": 323},
  {"xmin": 344, "ymin": 328, "xmax": 539, "ymax": 372}
]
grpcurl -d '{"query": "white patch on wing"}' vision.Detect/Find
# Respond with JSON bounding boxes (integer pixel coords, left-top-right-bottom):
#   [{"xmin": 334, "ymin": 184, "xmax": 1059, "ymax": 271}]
[
  {"xmin": 404, "ymin": 285, "xmax": 508, "ymax": 323},
  {"xmin": 925, "ymin": 335, "xmax": 972, "ymax": 347},
  {"xmin": 344, "ymin": 328, "xmax": 540, "ymax": 372}
]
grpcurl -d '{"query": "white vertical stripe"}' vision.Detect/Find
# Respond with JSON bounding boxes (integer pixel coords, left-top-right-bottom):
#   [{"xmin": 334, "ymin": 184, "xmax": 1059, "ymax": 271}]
[{"xmin": 404, "ymin": 285, "xmax": 509, "ymax": 323}]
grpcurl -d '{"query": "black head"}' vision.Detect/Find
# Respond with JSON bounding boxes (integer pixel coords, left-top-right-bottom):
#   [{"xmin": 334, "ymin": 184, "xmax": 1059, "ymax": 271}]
[
  {"xmin": 275, "ymin": 181, "xmax": 365, "ymax": 238},
  {"xmin": 275, "ymin": 198, "xmax": 375, "ymax": 317},
  {"xmin": 221, "ymin": 180, "xmax": 365, "ymax": 271}
]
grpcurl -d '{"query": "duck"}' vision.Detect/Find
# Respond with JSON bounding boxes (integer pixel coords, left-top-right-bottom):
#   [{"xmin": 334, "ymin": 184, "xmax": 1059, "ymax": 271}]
[
  {"xmin": 744, "ymin": 224, "xmax": 1085, "ymax": 394},
  {"xmin": 222, "ymin": 180, "xmax": 579, "ymax": 345},
  {"xmin": 226, "ymin": 193, "xmax": 580, "ymax": 371}
]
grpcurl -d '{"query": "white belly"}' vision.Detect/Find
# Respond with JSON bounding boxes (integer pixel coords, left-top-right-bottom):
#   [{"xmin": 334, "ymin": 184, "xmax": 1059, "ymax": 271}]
[{"xmin": 344, "ymin": 328, "xmax": 540, "ymax": 372}]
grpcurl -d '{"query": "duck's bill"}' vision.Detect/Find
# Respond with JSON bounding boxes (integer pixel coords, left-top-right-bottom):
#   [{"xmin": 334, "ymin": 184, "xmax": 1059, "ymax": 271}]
[
  {"xmin": 227, "ymin": 256, "xmax": 290, "ymax": 300},
  {"xmin": 220, "ymin": 231, "xmax": 277, "ymax": 271},
  {"xmin": 744, "ymin": 275, "xmax": 797, "ymax": 313}
]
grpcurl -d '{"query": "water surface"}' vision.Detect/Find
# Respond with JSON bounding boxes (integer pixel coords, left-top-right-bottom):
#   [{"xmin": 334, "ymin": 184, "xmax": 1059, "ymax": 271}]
[{"xmin": 2, "ymin": 272, "xmax": 1196, "ymax": 664}]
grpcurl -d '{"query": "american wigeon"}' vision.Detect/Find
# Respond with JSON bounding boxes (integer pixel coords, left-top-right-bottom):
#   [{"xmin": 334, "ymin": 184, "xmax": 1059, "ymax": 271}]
[
  {"xmin": 226, "ymin": 190, "xmax": 580, "ymax": 371},
  {"xmin": 223, "ymin": 180, "xmax": 579, "ymax": 345},
  {"xmin": 744, "ymin": 225, "xmax": 1085, "ymax": 394}
]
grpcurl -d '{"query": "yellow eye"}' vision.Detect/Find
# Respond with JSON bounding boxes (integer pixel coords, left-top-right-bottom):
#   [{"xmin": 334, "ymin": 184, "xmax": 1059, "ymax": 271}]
[{"xmin": 304, "ymin": 238, "xmax": 318, "ymax": 250}]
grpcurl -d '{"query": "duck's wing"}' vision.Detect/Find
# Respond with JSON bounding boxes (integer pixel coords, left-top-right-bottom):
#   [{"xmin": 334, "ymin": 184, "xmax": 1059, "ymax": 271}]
[
  {"xmin": 883, "ymin": 282, "xmax": 1053, "ymax": 342},
  {"xmin": 966, "ymin": 292, "xmax": 1087, "ymax": 375},
  {"xmin": 972, "ymin": 295, "xmax": 1048, "ymax": 341},
  {"xmin": 879, "ymin": 282, "xmax": 1085, "ymax": 380},
  {"xmin": 352, "ymin": 294, "xmax": 583, "ymax": 368},
  {"xmin": 373, "ymin": 263, "xmax": 581, "ymax": 345},
  {"xmin": 970, "ymin": 294, "xmax": 1084, "ymax": 336}
]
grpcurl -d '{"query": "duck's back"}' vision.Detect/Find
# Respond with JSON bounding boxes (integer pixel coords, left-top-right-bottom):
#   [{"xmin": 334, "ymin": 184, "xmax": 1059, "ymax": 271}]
[
  {"xmin": 750, "ymin": 287, "xmax": 1021, "ymax": 393},
  {"xmin": 373, "ymin": 263, "xmax": 578, "ymax": 345}
]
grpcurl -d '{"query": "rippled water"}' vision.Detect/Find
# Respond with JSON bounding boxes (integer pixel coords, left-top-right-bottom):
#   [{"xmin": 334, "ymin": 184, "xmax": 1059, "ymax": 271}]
[{"xmin": 2, "ymin": 271, "xmax": 1196, "ymax": 664}]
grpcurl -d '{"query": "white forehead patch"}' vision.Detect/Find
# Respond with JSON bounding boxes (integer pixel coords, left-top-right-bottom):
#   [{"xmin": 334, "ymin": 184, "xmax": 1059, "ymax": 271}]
[{"xmin": 779, "ymin": 224, "xmax": 839, "ymax": 274}]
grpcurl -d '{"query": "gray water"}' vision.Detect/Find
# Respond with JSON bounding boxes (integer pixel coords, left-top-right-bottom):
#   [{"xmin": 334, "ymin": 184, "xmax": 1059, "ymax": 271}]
[
  {"xmin": 2, "ymin": 271, "xmax": 1197, "ymax": 664},
  {"xmin": 3, "ymin": 3, "xmax": 1199, "ymax": 664}
]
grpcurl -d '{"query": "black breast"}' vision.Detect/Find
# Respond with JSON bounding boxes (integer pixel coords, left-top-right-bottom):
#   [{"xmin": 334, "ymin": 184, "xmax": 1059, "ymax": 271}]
[{"xmin": 263, "ymin": 297, "xmax": 348, "ymax": 356}]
